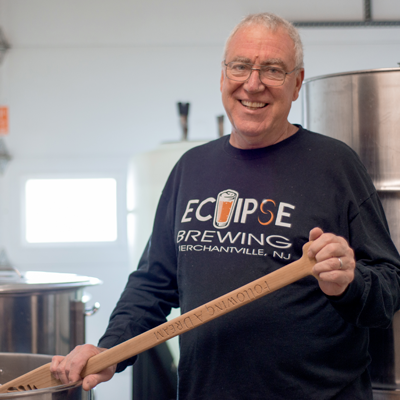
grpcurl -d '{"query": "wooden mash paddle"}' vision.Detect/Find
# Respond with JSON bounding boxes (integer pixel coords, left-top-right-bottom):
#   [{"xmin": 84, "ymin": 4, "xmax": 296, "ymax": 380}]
[{"xmin": 0, "ymin": 242, "xmax": 316, "ymax": 393}]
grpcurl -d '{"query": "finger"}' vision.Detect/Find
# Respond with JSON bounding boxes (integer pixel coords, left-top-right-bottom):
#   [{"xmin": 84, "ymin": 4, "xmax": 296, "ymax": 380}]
[
  {"xmin": 55, "ymin": 356, "xmax": 73, "ymax": 384},
  {"xmin": 309, "ymin": 233, "xmax": 349, "ymax": 262},
  {"xmin": 318, "ymin": 266, "xmax": 354, "ymax": 287},
  {"xmin": 314, "ymin": 257, "xmax": 343, "ymax": 272},
  {"xmin": 56, "ymin": 357, "xmax": 75, "ymax": 384},
  {"xmin": 316, "ymin": 243, "xmax": 354, "ymax": 270},
  {"xmin": 313, "ymin": 257, "xmax": 342, "ymax": 274},
  {"xmin": 64, "ymin": 359, "xmax": 85, "ymax": 383},
  {"xmin": 55, "ymin": 344, "xmax": 97, "ymax": 384},
  {"xmin": 308, "ymin": 230, "xmax": 339, "ymax": 258},
  {"xmin": 50, "ymin": 356, "xmax": 65, "ymax": 381},
  {"xmin": 318, "ymin": 271, "xmax": 351, "ymax": 295},
  {"xmin": 67, "ymin": 345, "xmax": 102, "ymax": 383},
  {"xmin": 313, "ymin": 256, "xmax": 355, "ymax": 296}
]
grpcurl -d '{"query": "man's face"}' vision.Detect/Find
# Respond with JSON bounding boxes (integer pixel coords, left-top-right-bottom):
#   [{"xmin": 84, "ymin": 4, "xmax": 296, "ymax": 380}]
[{"xmin": 220, "ymin": 25, "xmax": 304, "ymax": 149}]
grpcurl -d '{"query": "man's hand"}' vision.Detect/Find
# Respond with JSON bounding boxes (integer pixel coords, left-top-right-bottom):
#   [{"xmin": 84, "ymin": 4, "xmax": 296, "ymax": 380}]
[
  {"xmin": 50, "ymin": 344, "xmax": 116, "ymax": 391},
  {"xmin": 308, "ymin": 227, "xmax": 356, "ymax": 296}
]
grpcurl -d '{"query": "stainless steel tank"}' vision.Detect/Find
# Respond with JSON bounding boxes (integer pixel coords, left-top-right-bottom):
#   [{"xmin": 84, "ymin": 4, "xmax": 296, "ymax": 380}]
[
  {"xmin": 302, "ymin": 67, "xmax": 400, "ymax": 399},
  {"xmin": 303, "ymin": 68, "xmax": 400, "ymax": 189},
  {"xmin": 0, "ymin": 268, "xmax": 101, "ymax": 356}
]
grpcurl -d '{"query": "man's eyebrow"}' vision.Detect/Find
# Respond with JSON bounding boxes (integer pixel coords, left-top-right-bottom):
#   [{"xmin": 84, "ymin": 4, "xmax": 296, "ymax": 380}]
[
  {"xmin": 227, "ymin": 57, "xmax": 288, "ymax": 70},
  {"xmin": 228, "ymin": 56, "xmax": 252, "ymax": 63}
]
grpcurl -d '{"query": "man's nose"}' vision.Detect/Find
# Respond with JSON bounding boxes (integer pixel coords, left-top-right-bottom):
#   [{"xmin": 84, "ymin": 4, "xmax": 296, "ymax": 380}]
[{"xmin": 244, "ymin": 68, "xmax": 265, "ymax": 92}]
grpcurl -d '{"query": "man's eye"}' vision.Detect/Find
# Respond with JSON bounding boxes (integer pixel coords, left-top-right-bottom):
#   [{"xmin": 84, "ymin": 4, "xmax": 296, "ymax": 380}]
[
  {"xmin": 232, "ymin": 63, "xmax": 248, "ymax": 71},
  {"xmin": 265, "ymin": 67, "xmax": 282, "ymax": 75}
]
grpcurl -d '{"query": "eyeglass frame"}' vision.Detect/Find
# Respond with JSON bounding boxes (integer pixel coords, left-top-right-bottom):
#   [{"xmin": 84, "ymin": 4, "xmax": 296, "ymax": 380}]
[{"xmin": 223, "ymin": 60, "xmax": 301, "ymax": 87}]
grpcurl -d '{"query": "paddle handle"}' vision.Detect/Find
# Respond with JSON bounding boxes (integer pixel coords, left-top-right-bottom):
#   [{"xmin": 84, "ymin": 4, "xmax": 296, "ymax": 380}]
[{"xmin": 82, "ymin": 242, "xmax": 316, "ymax": 377}]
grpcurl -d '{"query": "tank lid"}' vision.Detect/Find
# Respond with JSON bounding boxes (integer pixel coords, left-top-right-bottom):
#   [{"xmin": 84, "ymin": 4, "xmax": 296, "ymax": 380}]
[
  {"xmin": 304, "ymin": 67, "xmax": 400, "ymax": 84},
  {"xmin": 0, "ymin": 270, "xmax": 102, "ymax": 293}
]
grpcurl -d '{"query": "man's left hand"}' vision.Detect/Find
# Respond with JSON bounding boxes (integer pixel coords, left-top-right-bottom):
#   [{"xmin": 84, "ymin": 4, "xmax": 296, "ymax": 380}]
[{"xmin": 308, "ymin": 227, "xmax": 356, "ymax": 296}]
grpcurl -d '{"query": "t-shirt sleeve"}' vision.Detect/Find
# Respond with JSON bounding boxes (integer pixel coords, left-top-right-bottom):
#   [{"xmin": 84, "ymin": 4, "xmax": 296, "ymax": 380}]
[
  {"xmin": 98, "ymin": 191, "xmax": 179, "ymax": 372},
  {"xmin": 327, "ymin": 191, "xmax": 400, "ymax": 328}
]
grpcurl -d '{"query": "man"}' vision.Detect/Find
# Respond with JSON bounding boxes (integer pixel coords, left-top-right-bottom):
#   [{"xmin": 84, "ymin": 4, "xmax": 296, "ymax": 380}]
[{"xmin": 51, "ymin": 12, "xmax": 400, "ymax": 399}]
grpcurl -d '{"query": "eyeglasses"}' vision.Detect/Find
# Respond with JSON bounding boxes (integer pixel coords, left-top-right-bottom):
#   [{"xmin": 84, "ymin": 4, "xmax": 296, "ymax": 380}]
[{"xmin": 224, "ymin": 61, "xmax": 299, "ymax": 87}]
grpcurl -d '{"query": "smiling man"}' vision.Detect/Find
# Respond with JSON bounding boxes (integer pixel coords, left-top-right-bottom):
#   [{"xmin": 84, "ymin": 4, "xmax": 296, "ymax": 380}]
[
  {"xmin": 221, "ymin": 20, "xmax": 304, "ymax": 149},
  {"xmin": 51, "ymin": 12, "xmax": 400, "ymax": 400}
]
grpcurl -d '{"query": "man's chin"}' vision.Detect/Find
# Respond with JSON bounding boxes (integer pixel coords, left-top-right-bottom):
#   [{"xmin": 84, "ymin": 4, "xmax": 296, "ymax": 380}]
[{"xmin": 229, "ymin": 130, "xmax": 270, "ymax": 150}]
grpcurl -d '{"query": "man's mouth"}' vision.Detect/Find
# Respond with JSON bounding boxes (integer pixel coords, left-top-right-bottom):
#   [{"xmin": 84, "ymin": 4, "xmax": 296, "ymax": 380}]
[{"xmin": 240, "ymin": 100, "xmax": 267, "ymax": 110}]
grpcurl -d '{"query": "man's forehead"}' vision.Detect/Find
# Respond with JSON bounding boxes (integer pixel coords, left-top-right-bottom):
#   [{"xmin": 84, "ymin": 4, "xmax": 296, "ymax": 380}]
[
  {"xmin": 230, "ymin": 25, "xmax": 290, "ymax": 43},
  {"xmin": 225, "ymin": 26, "xmax": 294, "ymax": 67}
]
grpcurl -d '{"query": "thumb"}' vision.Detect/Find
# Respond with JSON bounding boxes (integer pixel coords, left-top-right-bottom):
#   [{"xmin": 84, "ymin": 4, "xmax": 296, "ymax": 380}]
[
  {"xmin": 82, "ymin": 373, "xmax": 110, "ymax": 391},
  {"xmin": 81, "ymin": 366, "xmax": 116, "ymax": 391},
  {"xmin": 309, "ymin": 227, "xmax": 324, "ymax": 241},
  {"xmin": 82, "ymin": 375, "xmax": 100, "ymax": 391}
]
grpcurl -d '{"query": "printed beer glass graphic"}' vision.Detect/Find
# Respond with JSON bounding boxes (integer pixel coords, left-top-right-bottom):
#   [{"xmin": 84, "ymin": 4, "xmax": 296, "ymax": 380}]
[{"xmin": 213, "ymin": 189, "xmax": 238, "ymax": 229}]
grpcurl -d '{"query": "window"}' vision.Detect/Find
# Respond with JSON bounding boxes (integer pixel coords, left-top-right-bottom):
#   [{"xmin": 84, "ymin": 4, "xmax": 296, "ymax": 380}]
[{"xmin": 25, "ymin": 178, "xmax": 117, "ymax": 243}]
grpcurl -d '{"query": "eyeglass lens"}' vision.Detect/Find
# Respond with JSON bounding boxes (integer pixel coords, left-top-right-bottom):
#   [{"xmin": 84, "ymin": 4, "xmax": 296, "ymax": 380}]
[{"xmin": 226, "ymin": 63, "xmax": 286, "ymax": 86}]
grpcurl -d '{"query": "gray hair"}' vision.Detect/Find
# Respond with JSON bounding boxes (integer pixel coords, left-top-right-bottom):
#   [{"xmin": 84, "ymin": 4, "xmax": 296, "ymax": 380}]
[{"xmin": 223, "ymin": 12, "xmax": 304, "ymax": 68}]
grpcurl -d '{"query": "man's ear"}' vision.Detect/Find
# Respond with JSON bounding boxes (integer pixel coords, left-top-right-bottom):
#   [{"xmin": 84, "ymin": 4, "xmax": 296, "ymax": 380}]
[
  {"xmin": 292, "ymin": 68, "xmax": 305, "ymax": 101},
  {"xmin": 220, "ymin": 69, "xmax": 225, "ymax": 93}
]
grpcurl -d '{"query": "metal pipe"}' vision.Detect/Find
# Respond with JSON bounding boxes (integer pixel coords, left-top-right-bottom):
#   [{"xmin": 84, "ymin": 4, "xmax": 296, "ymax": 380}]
[
  {"xmin": 293, "ymin": 21, "xmax": 400, "ymax": 27},
  {"xmin": 365, "ymin": 0, "xmax": 372, "ymax": 21},
  {"xmin": 293, "ymin": 0, "xmax": 400, "ymax": 28},
  {"xmin": 0, "ymin": 27, "xmax": 10, "ymax": 65}
]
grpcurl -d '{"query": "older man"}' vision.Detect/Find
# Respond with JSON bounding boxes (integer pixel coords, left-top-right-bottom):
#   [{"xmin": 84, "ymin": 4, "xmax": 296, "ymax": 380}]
[{"xmin": 51, "ymin": 12, "xmax": 400, "ymax": 400}]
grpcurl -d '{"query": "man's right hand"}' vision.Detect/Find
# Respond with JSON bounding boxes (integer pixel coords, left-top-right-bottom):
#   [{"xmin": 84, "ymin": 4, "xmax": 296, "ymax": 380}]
[{"xmin": 50, "ymin": 344, "xmax": 117, "ymax": 391}]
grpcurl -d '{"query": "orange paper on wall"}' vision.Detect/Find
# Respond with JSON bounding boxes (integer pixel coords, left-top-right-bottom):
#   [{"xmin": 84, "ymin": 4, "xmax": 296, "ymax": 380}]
[{"xmin": 0, "ymin": 106, "xmax": 9, "ymax": 135}]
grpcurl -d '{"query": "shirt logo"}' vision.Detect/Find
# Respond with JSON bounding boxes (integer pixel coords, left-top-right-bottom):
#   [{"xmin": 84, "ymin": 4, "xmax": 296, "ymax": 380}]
[
  {"xmin": 181, "ymin": 189, "xmax": 295, "ymax": 230},
  {"xmin": 213, "ymin": 189, "xmax": 238, "ymax": 229}
]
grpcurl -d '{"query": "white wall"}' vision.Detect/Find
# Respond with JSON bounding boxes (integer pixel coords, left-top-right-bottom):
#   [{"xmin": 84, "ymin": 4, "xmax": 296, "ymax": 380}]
[{"xmin": 0, "ymin": 1, "xmax": 400, "ymax": 399}]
